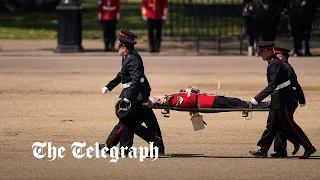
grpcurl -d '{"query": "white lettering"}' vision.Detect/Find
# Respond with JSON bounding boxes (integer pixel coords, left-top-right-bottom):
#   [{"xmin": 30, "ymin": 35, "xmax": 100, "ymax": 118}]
[
  {"xmin": 95, "ymin": 142, "xmax": 100, "ymax": 158},
  {"xmin": 32, "ymin": 142, "xmax": 65, "ymax": 161},
  {"xmin": 139, "ymin": 146, "xmax": 149, "ymax": 162},
  {"xmin": 128, "ymin": 147, "xmax": 137, "ymax": 159},
  {"xmin": 71, "ymin": 142, "xmax": 86, "ymax": 159},
  {"xmin": 109, "ymin": 147, "xmax": 119, "ymax": 163},
  {"xmin": 58, "ymin": 146, "xmax": 66, "ymax": 159},
  {"xmin": 32, "ymin": 141, "xmax": 159, "ymax": 162},
  {"xmin": 149, "ymin": 142, "xmax": 159, "ymax": 161},
  {"xmin": 86, "ymin": 146, "xmax": 94, "ymax": 158},
  {"xmin": 120, "ymin": 146, "xmax": 128, "ymax": 158},
  {"xmin": 101, "ymin": 147, "xmax": 109, "ymax": 158},
  {"xmin": 32, "ymin": 142, "xmax": 47, "ymax": 159}
]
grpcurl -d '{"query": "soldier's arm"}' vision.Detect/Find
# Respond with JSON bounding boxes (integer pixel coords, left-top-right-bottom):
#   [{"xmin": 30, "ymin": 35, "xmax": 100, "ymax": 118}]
[
  {"xmin": 98, "ymin": 0, "xmax": 103, "ymax": 20},
  {"xmin": 126, "ymin": 58, "xmax": 143, "ymax": 100},
  {"xmin": 254, "ymin": 63, "xmax": 279, "ymax": 103},
  {"xmin": 289, "ymin": 66, "xmax": 306, "ymax": 104},
  {"xmin": 116, "ymin": 0, "xmax": 120, "ymax": 20},
  {"xmin": 296, "ymin": 83, "xmax": 306, "ymax": 104},
  {"xmin": 141, "ymin": 0, "xmax": 147, "ymax": 17},
  {"xmin": 105, "ymin": 72, "xmax": 122, "ymax": 91},
  {"xmin": 163, "ymin": 0, "xmax": 168, "ymax": 16}
]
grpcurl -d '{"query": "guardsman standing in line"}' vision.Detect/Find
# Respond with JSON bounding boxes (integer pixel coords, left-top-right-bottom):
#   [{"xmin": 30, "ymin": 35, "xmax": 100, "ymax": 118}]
[
  {"xmin": 249, "ymin": 41, "xmax": 316, "ymax": 159},
  {"xmin": 286, "ymin": 0, "xmax": 316, "ymax": 56},
  {"xmin": 242, "ymin": 0, "xmax": 255, "ymax": 56},
  {"xmin": 98, "ymin": 0, "xmax": 120, "ymax": 52},
  {"xmin": 141, "ymin": 0, "xmax": 168, "ymax": 52}
]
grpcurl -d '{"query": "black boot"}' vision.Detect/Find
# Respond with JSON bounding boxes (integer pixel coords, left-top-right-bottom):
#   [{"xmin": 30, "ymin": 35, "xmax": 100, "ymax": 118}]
[
  {"xmin": 292, "ymin": 143, "xmax": 300, "ymax": 155},
  {"xmin": 294, "ymin": 51, "xmax": 303, "ymax": 57},
  {"xmin": 270, "ymin": 151, "xmax": 288, "ymax": 158},
  {"xmin": 300, "ymin": 146, "xmax": 317, "ymax": 159},
  {"xmin": 304, "ymin": 51, "xmax": 312, "ymax": 57},
  {"xmin": 249, "ymin": 149, "xmax": 268, "ymax": 158},
  {"xmin": 104, "ymin": 41, "xmax": 111, "ymax": 52},
  {"xmin": 154, "ymin": 135, "xmax": 165, "ymax": 155}
]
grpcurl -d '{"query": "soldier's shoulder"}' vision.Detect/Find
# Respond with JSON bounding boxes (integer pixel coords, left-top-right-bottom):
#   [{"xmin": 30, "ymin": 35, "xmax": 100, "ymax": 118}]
[
  {"xmin": 273, "ymin": 56, "xmax": 282, "ymax": 63},
  {"xmin": 269, "ymin": 57, "xmax": 282, "ymax": 65},
  {"xmin": 125, "ymin": 53, "xmax": 141, "ymax": 65},
  {"xmin": 284, "ymin": 61, "xmax": 293, "ymax": 68},
  {"xmin": 267, "ymin": 58, "xmax": 281, "ymax": 69},
  {"xmin": 129, "ymin": 52, "xmax": 142, "ymax": 61}
]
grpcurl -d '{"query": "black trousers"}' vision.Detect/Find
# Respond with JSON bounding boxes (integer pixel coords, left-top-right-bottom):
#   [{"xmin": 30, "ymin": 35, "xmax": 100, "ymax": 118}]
[
  {"xmin": 105, "ymin": 108, "xmax": 164, "ymax": 150},
  {"xmin": 273, "ymin": 104, "xmax": 313, "ymax": 152},
  {"xmin": 213, "ymin": 96, "xmax": 250, "ymax": 108},
  {"xmin": 142, "ymin": 108, "xmax": 165, "ymax": 148},
  {"xmin": 101, "ymin": 20, "xmax": 117, "ymax": 50},
  {"xmin": 245, "ymin": 17, "xmax": 256, "ymax": 47},
  {"xmin": 147, "ymin": 19, "xmax": 163, "ymax": 52},
  {"xmin": 257, "ymin": 103, "xmax": 313, "ymax": 152},
  {"xmin": 289, "ymin": 12, "xmax": 313, "ymax": 54},
  {"xmin": 255, "ymin": 19, "xmax": 279, "ymax": 42}
]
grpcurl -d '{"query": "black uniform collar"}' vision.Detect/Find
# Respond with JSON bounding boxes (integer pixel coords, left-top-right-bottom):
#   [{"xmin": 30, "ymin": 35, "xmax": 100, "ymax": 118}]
[
  {"xmin": 269, "ymin": 54, "xmax": 277, "ymax": 60},
  {"xmin": 267, "ymin": 54, "xmax": 277, "ymax": 64},
  {"xmin": 123, "ymin": 53, "xmax": 130, "ymax": 60}
]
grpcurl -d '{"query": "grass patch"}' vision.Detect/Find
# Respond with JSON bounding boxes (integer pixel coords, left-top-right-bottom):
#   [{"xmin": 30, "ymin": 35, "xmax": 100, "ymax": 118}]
[
  {"xmin": 0, "ymin": 27, "xmax": 56, "ymax": 39},
  {"xmin": 0, "ymin": 1, "xmax": 244, "ymax": 39},
  {"xmin": 0, "ymin": 7, "xmax": 243, "ymax": 39},
  {"xmin": 0, "ymin": 8, "xmax": 147, "ymax": 39},
  {"xmin": 81, "ymin": 0, "xmax": 242, "ymax": 8}
]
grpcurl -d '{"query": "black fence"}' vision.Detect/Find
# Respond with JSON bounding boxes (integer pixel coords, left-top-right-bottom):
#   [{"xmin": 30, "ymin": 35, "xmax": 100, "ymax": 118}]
[
  {"xmin": 164, "ymin": 0, "xmax": 245, "ymax": 38},
  {"xmin": 163, "ymin": 0, "xmax": 320, "ymax": 54}
]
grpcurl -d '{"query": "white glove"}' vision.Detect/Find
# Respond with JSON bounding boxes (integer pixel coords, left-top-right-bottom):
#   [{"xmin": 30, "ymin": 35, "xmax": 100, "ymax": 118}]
[
  {"xmin": 149, "ymin": 97, "xmax": 156, "ymax": 104},
  {"xmin": 162, "ymin": 15, "xmax": 167, "ymax": 20},
  {"xmin": 101, "ymin": 87, "xmax": 109, "ymax": 94},
  {"xmin": 142, "ymin": 16, "xmax": 147, "ymax": 21},
  {"xmin": 250, "ymin": 98, "xmax": 258, "ymax": 105},
  {"xmin": 123, "ymin": 98, "xmax": 130, "ymax": 103},
  {"xmin": 300, "ymin": 103, "xmax": 306, "ymax": 108},
  {"xmin": 116, "ymin": 12, "xmax": 120, "ymax": 20}
]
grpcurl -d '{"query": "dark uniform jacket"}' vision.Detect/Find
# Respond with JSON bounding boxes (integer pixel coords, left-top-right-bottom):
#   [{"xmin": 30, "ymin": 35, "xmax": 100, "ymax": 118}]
[
  {"xmin": 284, "ymin": 61, "xmax": 306, "ymax": 104},
  {"xmin": 254, "ymin": 55, "xmax": 296, "ymax": 109},
  {"xmin": 105, "ymin": 51, "xmax": 148, "ymax": 102},
  {"xmin": 132, "ymin": 50, "xmax": 152, "ymax": 97}
]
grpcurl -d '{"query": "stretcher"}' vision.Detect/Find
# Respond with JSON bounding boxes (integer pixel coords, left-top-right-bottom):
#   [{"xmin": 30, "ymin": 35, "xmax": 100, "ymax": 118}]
[
  {"xmin": 143, "ymin": 104, "xmax": 270, "ymax": 131},
  {"xmin": 144, "ymin": 104, "xmax": 270, "ymax": 119},
  {"xmin": 144, "ymin": 82, "xmax": 270, "ymax": 126}
]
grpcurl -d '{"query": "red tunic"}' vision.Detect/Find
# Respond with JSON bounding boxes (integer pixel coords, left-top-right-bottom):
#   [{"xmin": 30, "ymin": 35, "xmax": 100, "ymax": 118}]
[
  {"xmin": 168, "ymin": 92, "xmax": 216, "ymax": 108},
  {"xmin": 142, "ymin": 0, "xmax": 168, "ymax": 19},
  {"xmin": 98, "ymin": 0, "xmax": 120, "ymax": 20}
]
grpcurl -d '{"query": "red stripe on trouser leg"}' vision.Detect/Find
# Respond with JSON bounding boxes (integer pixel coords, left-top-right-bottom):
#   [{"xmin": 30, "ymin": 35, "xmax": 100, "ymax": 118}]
[
  {"xmin": 284, "ymin": 107, "xmax": 310, "ymax": 148},
  {"xmin": 107, "ymin": 126, "xmax": 123, "ymax": 147}
]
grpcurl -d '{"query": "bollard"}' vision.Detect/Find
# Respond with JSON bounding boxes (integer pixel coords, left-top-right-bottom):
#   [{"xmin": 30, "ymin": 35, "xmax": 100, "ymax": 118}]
[{"xmin": 54, "ymin": 0, "xmax": 84, "ymax": 53}]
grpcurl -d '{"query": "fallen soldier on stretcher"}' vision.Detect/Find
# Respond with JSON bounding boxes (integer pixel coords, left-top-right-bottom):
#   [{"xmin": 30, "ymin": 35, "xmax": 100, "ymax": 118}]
[{"xmin": 146, "ymin": 85, "xmax": 270, "ymax": 109}]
